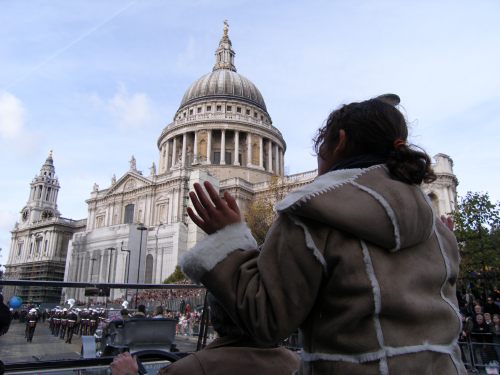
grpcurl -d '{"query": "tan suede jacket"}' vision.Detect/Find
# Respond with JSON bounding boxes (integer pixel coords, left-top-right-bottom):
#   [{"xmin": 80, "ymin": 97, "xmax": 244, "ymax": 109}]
[
  {"xmin": 181, "ymin": 165, "xmax": 467, "ymax": 375},
  {"xmin": 158, "ymin": 336, "xmax": 299, "ymax": 375}
]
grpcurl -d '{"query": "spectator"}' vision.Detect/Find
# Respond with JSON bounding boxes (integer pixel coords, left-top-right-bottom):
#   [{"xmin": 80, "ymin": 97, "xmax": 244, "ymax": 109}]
[
  {"xmin": 492, "ymin": 314, "xmax": 500, "ymax": 364},
  {"xmin": 471, "ymin": 314, "xmax": 495, "ymax": 366},
  {"xmin": 132, "ymin": 305, "xmax": 146, "ymax": 319},
  {"xmin": 485, "ymin": 297, "xmax": 500, "ymax": 316},
  {"xmin": 474, "ymin": 304, "xmax": 484, "ymax": 317},
  {"xmin": 153, "ymin": 306, "xmax": 164, "ymax": 319},
  {"xmin": 485, "ymin": 313, "xmax": 494, "ymax": 327},
  {"xmin": 120, "ymin": 309, "xmax": 130, "ymax": 321},
  {"xmin": 110, "ymin": 293, "xmax": 299, "ymax": 375}
]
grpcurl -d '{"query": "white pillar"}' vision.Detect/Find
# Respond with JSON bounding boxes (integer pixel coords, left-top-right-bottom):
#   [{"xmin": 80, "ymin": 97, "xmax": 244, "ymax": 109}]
[
  {"xmin": 267, "ymin": 139, "xmax": 273, "ymax": 172},
  {"xmin": 259, "ymin": 136, "xmax": 264, "ymax": 169},
  {"xmin": 193, "ymin": 131, "xmax": 198, "ymax": 164},
  {"xmin": 247, "ymin": 133, "xmax": 252, "ymax": 166},
  {"xmin": 220, "ymin": 129, "xmax": 226, "ymax": 165},
  {"xmin": 274, "ymin": 144, "xmax": 279, "ymax": 175},
  {"xmin": 280, "ymin": 148, "xmax": 284, "ymax": 176},
  {"xmin": 207, "ymin": 130, "xmax": 212, "ymax": 163},
  {"xmin": 234, "ymin": 131, "xmax": 240, "ymax": 166},
  {"xmin": 181, "ymin": 133, "xmax": 187, "ymax": 167},
  {"xmin": 97, "ymin": 252, "xmax": 104, "ymax": 282},
  {"xmin": 165, "ymin": 140, "xmax": 170, "ymax": 172},
  {"xmin": 172, "ymin": 137, "xmax": 177, "ymax": 166}
]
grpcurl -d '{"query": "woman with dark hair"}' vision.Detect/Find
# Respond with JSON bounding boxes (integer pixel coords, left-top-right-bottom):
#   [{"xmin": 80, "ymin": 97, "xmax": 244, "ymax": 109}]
[{"xmin": 181, "ymin": 95, "xmax": 466, "ymax": 375}]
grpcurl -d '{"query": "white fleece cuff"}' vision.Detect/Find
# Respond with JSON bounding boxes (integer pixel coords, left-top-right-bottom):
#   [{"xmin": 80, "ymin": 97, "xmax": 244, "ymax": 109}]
[{"xmin": 180, "ymin": 222, "xmax": 258, "ymax": 283}]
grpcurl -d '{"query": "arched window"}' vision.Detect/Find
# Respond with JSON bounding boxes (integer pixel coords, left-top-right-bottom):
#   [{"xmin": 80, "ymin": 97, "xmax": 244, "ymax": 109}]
[
  {"xmin": 145, "ymin": 254, "xmax": 154, "ymax": 283},
  {"xmin": 124, "ymin": 204, "xmax": 135, "ymax": 224}
]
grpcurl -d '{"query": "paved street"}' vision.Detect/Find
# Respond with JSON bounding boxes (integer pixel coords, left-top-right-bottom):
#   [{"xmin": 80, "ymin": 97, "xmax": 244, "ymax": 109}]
[
  {"xmin": 0, "ymin": 320, "xmax": 200, "ymax": 365},
  {"xmin": 0, "ymin": 320, "xmax": 82, "ymax": 364}
]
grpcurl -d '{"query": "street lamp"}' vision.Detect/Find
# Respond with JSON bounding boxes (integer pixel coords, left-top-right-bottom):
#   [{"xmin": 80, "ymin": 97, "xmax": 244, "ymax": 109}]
[
  {"xmin": 120, "ymin": 242, "xmax": 131, "ymax": 303},
  {"xmin": 135, "ymin": 224, "xmax": 148, "ymax": 309}
]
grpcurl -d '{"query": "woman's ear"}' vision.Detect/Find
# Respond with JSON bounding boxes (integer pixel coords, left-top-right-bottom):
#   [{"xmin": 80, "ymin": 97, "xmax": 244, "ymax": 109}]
[{"xmin": 334, "ymin": 129, "xmax": 348, "ymax": 156}]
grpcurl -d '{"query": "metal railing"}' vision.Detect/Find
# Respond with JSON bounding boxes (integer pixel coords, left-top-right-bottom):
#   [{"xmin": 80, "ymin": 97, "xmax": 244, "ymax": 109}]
[{"xmin": 459, "ymin": 333, "xmax": 500, "ymax": 374}]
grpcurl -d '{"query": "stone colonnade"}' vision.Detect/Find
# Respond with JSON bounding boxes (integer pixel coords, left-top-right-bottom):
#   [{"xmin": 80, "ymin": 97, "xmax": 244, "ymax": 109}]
[{"xmin": 159, "ymin": 129, "xmax": 284, "ymax": 175}]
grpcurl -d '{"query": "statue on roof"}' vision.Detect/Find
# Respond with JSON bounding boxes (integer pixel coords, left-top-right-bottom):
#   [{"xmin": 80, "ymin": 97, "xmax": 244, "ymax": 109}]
[
  {"xmin": 129, "ymin": 155, "xmax": 137, "ymax": 171},
  {"xmin": 223, "ymin": 20, "xmax": 229, "ymax": 37}
]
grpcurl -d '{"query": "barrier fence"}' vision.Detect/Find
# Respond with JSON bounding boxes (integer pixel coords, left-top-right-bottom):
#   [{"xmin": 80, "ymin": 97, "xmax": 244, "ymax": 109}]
[{"xmin": 460, "ymin": 333, "xmax": 500, "ymax": 374}]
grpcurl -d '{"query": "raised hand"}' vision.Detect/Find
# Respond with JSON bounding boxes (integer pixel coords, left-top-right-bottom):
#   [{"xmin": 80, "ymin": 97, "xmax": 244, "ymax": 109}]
[
  {"xmin": 440, "ymin": 215, "xmax": 454, "ymax": 231},
  {"xmin": 187, "ymin": 181, "xmax": 242, "ymax": 234}
]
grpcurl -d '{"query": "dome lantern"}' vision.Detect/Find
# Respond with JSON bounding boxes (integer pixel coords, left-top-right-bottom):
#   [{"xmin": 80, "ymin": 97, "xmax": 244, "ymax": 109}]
[{"xmin": 213, "ymin": 20, "xmax": 236, "ymax": 72}]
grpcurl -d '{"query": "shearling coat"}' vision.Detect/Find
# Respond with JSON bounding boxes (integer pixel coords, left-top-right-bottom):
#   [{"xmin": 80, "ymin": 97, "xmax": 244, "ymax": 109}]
[
  {"xmin": 158, "ymin": 336, "xmax": 300, "ymax": 375},
  {"xmin": 181, "ymin": 165, "xmax": 467, "ymax": 375}
]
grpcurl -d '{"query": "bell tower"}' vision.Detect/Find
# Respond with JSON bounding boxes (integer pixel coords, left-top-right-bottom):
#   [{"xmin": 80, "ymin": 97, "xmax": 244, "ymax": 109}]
[{"xmin": 20, "ymin": 150, "xmax": 61, "ymax": 226}]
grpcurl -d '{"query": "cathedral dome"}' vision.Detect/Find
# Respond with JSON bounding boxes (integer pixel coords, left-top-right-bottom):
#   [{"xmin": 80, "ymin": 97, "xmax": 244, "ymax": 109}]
[
  {"xmin": 177, "ymin": 21, "xmax": 267, "ymax": 114},
  {"xmin": 179, "ymin": 69, "xmax": 267, "ymax": 112}
]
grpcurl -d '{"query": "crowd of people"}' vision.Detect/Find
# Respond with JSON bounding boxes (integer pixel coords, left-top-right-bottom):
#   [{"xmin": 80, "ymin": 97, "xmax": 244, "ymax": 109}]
[{"xmin": 457, "ymin": 290, "xmax": 500, "ymax": 371}]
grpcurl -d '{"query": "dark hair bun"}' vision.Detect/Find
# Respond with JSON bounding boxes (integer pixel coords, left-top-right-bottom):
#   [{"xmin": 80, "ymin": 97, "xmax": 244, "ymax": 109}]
[{"xmin": 386, "ymin": 144, "xmax": 436, "ymax": 184}]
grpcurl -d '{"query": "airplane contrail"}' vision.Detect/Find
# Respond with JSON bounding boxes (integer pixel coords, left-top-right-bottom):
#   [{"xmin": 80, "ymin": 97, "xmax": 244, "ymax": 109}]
[{"xmin": 7, "ymin": 1, "xmax": 137, "ymax": 90}]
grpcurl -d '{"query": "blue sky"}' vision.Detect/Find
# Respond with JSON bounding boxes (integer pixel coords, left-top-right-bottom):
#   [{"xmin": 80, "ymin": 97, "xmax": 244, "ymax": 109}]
[{"xmin": 1, "ymin": 0, "xmax": 499, "ymax": 265}]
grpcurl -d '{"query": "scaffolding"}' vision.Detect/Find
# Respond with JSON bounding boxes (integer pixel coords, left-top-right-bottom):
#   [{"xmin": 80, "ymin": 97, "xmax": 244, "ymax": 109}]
[{"xmin": 14, "ymin": 261, "xmax": 66, "ymax": 304}]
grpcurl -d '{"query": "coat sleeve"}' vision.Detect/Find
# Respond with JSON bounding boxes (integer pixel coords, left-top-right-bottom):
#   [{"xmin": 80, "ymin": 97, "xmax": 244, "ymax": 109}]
[{"xmin": 181, "ymin": 214, "xmax": 326, "ymax": 344}]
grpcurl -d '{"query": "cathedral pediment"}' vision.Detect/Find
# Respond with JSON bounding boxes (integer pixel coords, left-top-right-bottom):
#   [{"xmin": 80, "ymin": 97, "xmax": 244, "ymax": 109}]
[{"xmin": 105, "ymin": 172, "xmax": 152, "ymax": 196}]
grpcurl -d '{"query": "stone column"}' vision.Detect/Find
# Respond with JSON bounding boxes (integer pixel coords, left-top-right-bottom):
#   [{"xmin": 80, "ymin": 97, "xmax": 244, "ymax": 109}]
[
  {"xmin": 207, "ymin": 130, "xmax": 212, "ymax": 163},
  {"xmin": 164, "ymin": 140, "xmax": 170, "ymax": 172},
  {"xmin": 267, "ymin": 140, "xmax": 273, "ymax": 172},
  {"xmin": 220, "ymin": 129, "xmax": 226, "ymax": 165},
  {"xmin": 247, "ymin": 133, "xmax": 252, "ymax": 166},
  {"xmin": 181, "ymin": 133, "xmax": 187, "ymax": 167},
  {"xmin": 172, "ymin": 137, "xmax": 177, "ymax": 166},
  {"xmin": 97, "ymin": 252, "xmax": 104, "ymax": 283},
  {"xmin": 280, "ymin": 148, "xmax": 284, "ymax": 176},
  {"xmin": 234, "ymin": 131, "xmax": 240, "ymax": 165},
  {"xmin": 274, "ymin": 144, "xmax": 279, "ymax": 175},
  {"xmin": 259, "ymin": 136, "xmax": 264, "ymax": 169},
  {"xmin": 193, "ymin": 131, "xmax": 198, "ymax": 164}
]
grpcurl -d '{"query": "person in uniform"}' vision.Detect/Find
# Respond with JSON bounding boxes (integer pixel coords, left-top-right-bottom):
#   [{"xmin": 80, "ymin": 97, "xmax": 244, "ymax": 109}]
[
  {"xmin": 59, "ymin": 308, "xmax": 68, "ymax": 339},
  {"xmin": 66, "ymin": 308, "xmax": 78, "ymax": 344},
  {"xmin": 26, "ymin": 308, "xmax": 38, "ymax": 343}
]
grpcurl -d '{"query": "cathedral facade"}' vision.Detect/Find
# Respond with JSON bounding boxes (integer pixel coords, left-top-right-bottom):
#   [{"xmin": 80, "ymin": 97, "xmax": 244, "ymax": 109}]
[{"xmin": 5, "ymin": 23, "xmax": 459, "ymax": 304}]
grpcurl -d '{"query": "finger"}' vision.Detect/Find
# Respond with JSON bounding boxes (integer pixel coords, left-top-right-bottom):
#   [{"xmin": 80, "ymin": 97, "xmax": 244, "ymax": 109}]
[
  {"xmin": 189, "ymin": 191, "xmax": 209, "ymax": 220},
  {"xmin": 187, "ymin": 207, "xmax": 206, "ymax": 228},
  {"xmin": 204, "ymin": 181, "xmax": 225, "ymax": 209},
  {"xmin": 224, "ymin": 191, "xmax": 240, "ymax": 216},
  {"xmin": 193, "ymin": 183, "xmax": 216, "ymax": 212}
]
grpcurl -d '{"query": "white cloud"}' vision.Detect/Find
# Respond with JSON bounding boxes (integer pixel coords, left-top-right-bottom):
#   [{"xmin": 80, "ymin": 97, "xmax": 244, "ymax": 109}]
[
  {"xmin": 0, "ymin": 90, "xmax": 25, "ymax": 139},
  {"xmin": 91, "ymin": 84, "xmax": 158, "ymax": 129}
]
